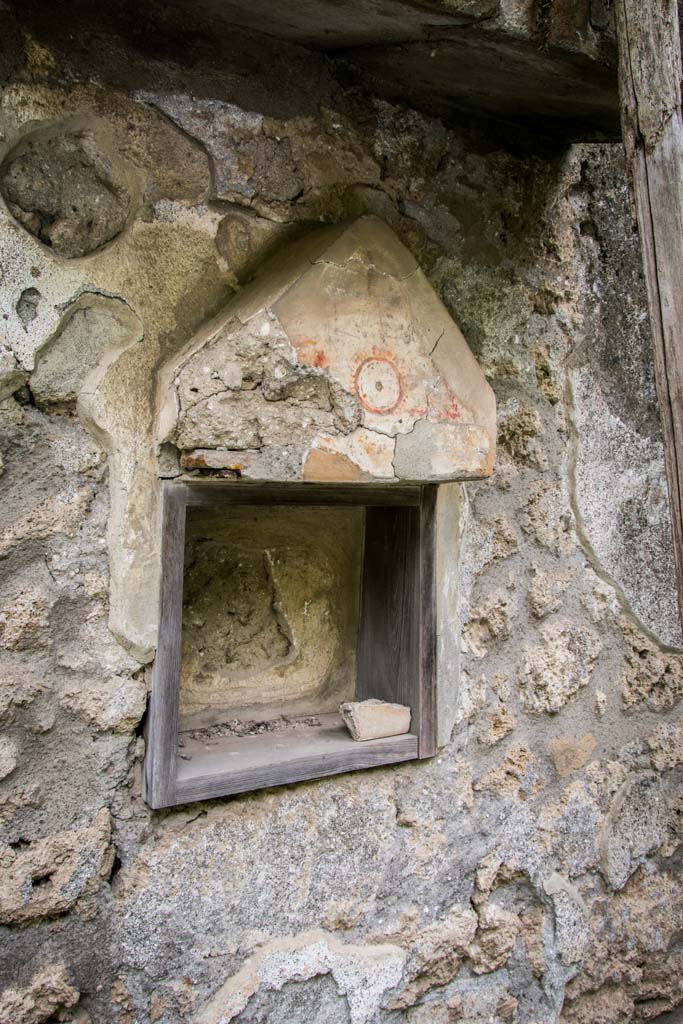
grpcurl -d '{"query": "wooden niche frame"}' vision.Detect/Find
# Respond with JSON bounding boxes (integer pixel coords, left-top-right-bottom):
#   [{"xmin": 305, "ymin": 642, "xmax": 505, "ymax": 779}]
[{"xmin": 143, "ymin": 480, "xmax": 438, "ymax": 809}]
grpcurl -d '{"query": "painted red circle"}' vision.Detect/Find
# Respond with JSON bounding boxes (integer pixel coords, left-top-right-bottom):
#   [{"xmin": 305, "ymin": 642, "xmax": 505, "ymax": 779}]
[{"xmin": 354, "ymin": 358, "xmax": 402, "ymax": 414}]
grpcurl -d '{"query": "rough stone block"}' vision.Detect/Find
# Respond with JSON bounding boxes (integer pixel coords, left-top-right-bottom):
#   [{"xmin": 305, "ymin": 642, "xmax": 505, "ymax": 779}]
[
  {"xmin": 339, "ymin": 698, "xmax": 411, "ymax": 741},
  {"xmin": 0, "ymin": 809, "xmax": 113, "ymax": 925}
]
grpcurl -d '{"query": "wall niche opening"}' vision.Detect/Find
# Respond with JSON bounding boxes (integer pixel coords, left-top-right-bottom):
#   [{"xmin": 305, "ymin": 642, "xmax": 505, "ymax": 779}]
[{"xmin": 143, "ymin": 480, "xmax": 437, "ymax": 808}]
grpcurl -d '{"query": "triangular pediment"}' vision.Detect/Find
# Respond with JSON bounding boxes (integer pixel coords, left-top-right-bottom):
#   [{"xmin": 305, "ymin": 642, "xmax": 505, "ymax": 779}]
[{"xmin": 158, "ymin": 215, "xmax": 495, "ymax": 483}]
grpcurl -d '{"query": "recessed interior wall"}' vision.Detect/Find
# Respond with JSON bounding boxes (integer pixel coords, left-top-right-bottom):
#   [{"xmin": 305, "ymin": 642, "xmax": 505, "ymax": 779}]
[{"xmin": 179, "ymin": 504, "xmax": 363, "ymax": 728}]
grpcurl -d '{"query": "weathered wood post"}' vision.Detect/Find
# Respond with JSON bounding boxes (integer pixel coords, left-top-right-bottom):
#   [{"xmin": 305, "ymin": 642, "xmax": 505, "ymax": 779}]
[{"xmin": 615, "ymin": 0, "xmax": 683, "ymax": 624}]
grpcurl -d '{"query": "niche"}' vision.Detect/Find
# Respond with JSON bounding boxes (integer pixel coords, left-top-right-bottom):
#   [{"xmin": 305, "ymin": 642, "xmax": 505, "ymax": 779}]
[
  {"xmin": 143, "ymin": 480, "xmax": 436, "ymax": 808},
  {"xmin": 144, "ymin": 215, "xmax": 495, "ymax": 808}
]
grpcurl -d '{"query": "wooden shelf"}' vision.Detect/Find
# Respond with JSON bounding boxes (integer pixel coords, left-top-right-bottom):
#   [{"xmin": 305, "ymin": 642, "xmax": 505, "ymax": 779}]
[{"xmin": 174, "ymin": 713, "xmax": 418, "ymax": 803}]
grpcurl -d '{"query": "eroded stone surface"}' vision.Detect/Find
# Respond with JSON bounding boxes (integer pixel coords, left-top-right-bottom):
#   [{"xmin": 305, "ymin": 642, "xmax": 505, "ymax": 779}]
[
  {"xmin": 521, "ymin": 621, "xmax": 601, "ymax": 714},
  {"xmin": 0, "ymin": 965, "xmax": 79, "ymax": 1024},
  {"xmin": 0, "ymin": 808, "xmax": 113, "ymax": 924},
  {"xmin": 0, "ymin": 125, "xmax": 133, "ymax": 257}
]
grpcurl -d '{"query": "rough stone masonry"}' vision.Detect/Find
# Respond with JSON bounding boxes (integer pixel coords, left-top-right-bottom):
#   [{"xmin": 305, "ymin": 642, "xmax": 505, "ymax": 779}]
[{"xmin": 0, "ymin": 1, "xmax": 681, "ymax": 1022}]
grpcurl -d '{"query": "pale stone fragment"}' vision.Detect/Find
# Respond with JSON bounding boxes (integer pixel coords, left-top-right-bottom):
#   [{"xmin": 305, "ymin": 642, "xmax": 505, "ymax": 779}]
[
  {"xmin": 339, "ymin": 699, "xmax": 411, "ymax": 741},
  {"xmin": 31, "ymin": 294, "xmax": 142, "ymax": 407},
  {"xmin": 0, "ymin": 737, "xmax": 18, "ymax": 780}
]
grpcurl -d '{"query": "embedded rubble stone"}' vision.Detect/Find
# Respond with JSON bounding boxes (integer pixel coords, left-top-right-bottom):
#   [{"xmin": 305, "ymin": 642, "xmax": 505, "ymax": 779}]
[
  {"xmin": 542, "ymin": 873, "xmax": 589, "ymax": 965},
  {"xmin": 647, "ymin": 719, "xmax": 683, "ymax": 771},
  {"xmin": 528, "ymin": 563, "xmax": 570, "ymax": 619},
  {"xmin": 0, "ymin": 965, "xmax": 79, "ymax": 1024},
  {"xmin": 0, "ymin": 808, "xmax": 113, "ymax": 924},
  {"xmin": 31, "ymin": 294, "xmax": 143, "ymax": 408},
  {"xmin": 0, "ymin": 125, "xmax": 132, "ymax": 257},
  {"xmin": 520, "ymin": 479, "xmax": 573, "ymax": 555},
  {"xmin": 137, "ymin": 94, "xmax": 302, "ymax": 205},
  {"xmin": 474, "ymin": 746, "xmax": 534, "ymax": 799},
  {"xmin": 521, "ymin": 621, "xmax": 601, "ymax": 713},
  {"xmin": 599, "ymin": 772, "xmax": 668, "ymax": 890},
  {"xmin": 621, "ymin": 619, "xmax": 683, "ymax": 711},
  {"xmin": 467, "ymin": 902, "xmax": 521, "ymax": 975},
  {"xmin": 158, "ymin": 215, "xmax": 495, "ymax": 483},
  {"xmin": 339, "ymin": 699, "xmax": 411, "ymax": 741},
  {"xmin": 386, "ymin": 905, "xmax": 478, "ymax": 1009},
  {"xmin": 0, "ymin": 581, "xmax": 52, "ymax": 652},
  {"xmin": 0, "ymin": 736, "xmax": 18, "ymax": 780},
  {"xmin": 476, "ymin": 704, "xmax": 516, "ymax": 747},
  {"xmin": 462, "ymin": 591, "xmax": 512, "ymax": 658},
  {"xmin": 497, "ymin": 396, "xmax": 544, "ymax": 467},
  {"xmin": 0, "ymin": 346, "xmax": 27, "ymax": 401}
]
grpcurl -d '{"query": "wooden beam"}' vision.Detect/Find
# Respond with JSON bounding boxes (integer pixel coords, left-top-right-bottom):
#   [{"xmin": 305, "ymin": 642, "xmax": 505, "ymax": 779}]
[{"xmin": 615, "ymin": 0, "xmax": 683, "ymax": 624}]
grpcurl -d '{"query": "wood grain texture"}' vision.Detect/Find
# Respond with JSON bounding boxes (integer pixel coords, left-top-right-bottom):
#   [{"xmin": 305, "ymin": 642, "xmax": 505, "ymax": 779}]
[
  {"xmin": 174, "ymin": 733, "xmax": 418, "ymax": 806},
  {"xmin": 615, "ymin": 0, "xmax": 683, "ymax": 623},
  {"xmin": 143, "ymin": 482, "xmax": 187, "ymax": 809},
  {"xmin": 419, "ymin": 485, "xmax": 438, "ymax": 757},
  {"xmin": 183, "ymin": 480, "xmax": 422, "ymax": 507},
  {"xmin": 356, "ymin": 505, "xmax": 420, "ymax": 720}
]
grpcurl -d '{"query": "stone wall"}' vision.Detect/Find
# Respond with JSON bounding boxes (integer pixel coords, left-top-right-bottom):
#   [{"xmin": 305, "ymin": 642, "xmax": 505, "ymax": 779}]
[{"xmin": 0, "ymin": 6, "xmax": 682, "ymax": 1023}]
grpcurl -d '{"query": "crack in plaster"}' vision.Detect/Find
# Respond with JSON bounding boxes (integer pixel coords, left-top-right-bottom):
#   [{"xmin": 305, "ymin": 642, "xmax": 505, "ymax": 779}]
[
  {"xmin": 314, "ymin": 253, "xmax": 419, "ymax": 282},
  {"xmin": 566, "ymin": 370, "xmax": 683, "ymax": 654}
]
